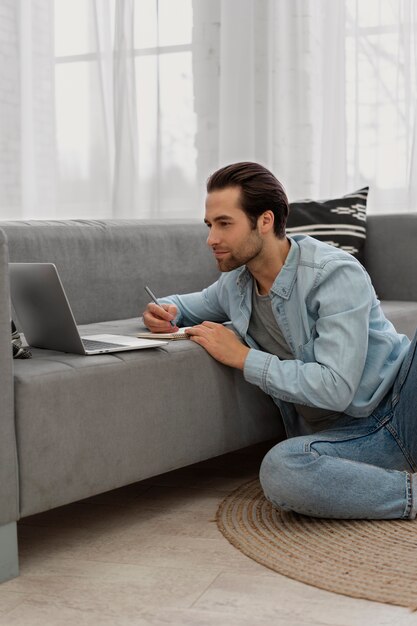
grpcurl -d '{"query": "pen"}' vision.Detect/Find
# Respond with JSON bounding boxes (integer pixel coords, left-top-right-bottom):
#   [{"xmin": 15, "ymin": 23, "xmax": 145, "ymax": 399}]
[{"xmin": 144, "ymin": 285, "xmax": 175, "ymax": 327}]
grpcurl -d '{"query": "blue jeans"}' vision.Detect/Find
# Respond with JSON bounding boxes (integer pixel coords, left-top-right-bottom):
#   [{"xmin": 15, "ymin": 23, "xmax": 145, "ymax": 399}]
[{"xmin": 259, "ymin": 331, "xmax": 417, "ymax": 519}]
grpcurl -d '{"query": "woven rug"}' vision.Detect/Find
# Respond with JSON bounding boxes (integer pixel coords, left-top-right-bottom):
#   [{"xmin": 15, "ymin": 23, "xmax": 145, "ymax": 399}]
[{"xmin": 216, "ymin": 478, "xmax": 417, "ymax": 608}]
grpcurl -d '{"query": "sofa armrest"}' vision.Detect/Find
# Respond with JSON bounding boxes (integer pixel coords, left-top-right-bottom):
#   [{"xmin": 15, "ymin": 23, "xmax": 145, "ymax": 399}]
[
  {"xmin": 0, "ymin": 228, "xmax": 19, "ymax": 526},
  {"xmin": 364, "ymin": 213, "xmax": 417, "ymax": 301}
]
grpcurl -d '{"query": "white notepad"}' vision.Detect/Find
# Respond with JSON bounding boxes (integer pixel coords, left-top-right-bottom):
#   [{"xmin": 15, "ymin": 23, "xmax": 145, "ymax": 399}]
[{"xmin": 136, "ymin": 327, "xmax": 192, "ymax": 341}]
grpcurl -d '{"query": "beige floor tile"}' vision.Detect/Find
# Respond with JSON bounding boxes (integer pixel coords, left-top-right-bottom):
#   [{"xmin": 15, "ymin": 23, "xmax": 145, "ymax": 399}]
[
  {"xmin": 135, "ymin": 484, "xmax": 232, "ymax": 513},
  {"xmin": 4, "ymin": 560, "xmax": 220, "ymax": 611},
  {"xmin": 0, "ymin": 589, "xmax": 27, "ymax": 616},
  {"xmin": 21, "ymin": 508, "xmax": 221, "ymax": 550},
  {"xmin": 16, "ymin": 524, "xmax": 114, "ymax": 567},
  {"xmin": 0, "ymin": 598, "xmax": 148, "ymax": 626},
  {"xmin": 2, "ymin": 600, "xmax": 288, "ymax": 626},
  {"xmin": 111, "ymin": 508, "xmax": 221, "ymax": 540},
  {"xmin": 18, "ymin": 516, "xmax": 226, "ymax": 581},
  {"xmin": 17, "ymin": 515, "xmax": 237, "ymax": 571},
  {"xmin": 3, "ymin": 442, "xmax": 413, "ymax": 626},
  {"xmin": 126, "ymin": 606, "xmax": 301, "ymax": 625},
  {"xmin": 92, "ymin": 533, "xmax": 266, "ymax": 574},
  {"xmin": 193, "ymin": 571, "xmax": 414, "ymax": 626}
]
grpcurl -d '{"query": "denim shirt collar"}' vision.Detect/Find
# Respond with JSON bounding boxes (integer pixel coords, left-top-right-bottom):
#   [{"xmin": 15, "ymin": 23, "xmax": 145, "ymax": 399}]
[{"xmin": 236, "ymin": 237, "xmax": 300, "ymax": 300}]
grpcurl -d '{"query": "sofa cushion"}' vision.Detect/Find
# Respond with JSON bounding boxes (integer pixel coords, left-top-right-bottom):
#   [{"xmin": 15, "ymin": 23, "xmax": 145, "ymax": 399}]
[
  {"xmin": 380, "ymin": 301, "xmax": 417, "ymax": 340},
  {"xmin": 13, "ymin": 318, "xmax": 282, "ymax": 517},
  {"xmin": 287, "ymin": 187, "xmax": 369, "ymax": 262}
]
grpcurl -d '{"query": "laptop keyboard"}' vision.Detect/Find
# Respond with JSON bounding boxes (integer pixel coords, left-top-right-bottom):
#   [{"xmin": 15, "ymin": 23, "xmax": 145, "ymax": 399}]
[{"xmin": 82, "ymin": 338, "xmax": 127, "ymax": 351}]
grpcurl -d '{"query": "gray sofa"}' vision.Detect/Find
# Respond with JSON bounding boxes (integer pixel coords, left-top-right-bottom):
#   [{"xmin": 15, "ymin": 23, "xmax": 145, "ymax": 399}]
[{"xmin": 1, "ymin": 214, "xmax": 417, "ymax": 584}]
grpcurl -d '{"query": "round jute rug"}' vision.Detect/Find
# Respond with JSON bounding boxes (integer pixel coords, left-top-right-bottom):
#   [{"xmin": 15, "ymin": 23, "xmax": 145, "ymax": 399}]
[{"xmin": 216, "ymin": 478, "xmax": 417, "ymax": 608}]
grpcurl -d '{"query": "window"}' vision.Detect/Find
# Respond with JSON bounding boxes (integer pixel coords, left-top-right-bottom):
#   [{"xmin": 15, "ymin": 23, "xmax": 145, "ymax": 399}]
[
  {"xmin": 54, "ymin": 0, "xmax": 197, "ymax": 218},
  {"xmin": 345, "ymin": 0, "xmax": 417, "ymax": 211}
]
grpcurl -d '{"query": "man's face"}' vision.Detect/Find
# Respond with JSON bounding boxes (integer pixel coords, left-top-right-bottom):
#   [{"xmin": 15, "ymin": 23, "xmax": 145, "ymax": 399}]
[{"xmin": 204, "ymin": 186, "xmax": 263, "ymax": 272}]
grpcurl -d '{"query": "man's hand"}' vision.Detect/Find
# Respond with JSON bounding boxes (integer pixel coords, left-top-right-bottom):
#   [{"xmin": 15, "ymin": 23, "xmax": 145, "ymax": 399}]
[
  {"xmin": 142, "ymin": 302, "xmax": 179, "ymax": 333},
  {"xmin": 185, "ymin": 322, "xmax": 250, "ymax": 370}
]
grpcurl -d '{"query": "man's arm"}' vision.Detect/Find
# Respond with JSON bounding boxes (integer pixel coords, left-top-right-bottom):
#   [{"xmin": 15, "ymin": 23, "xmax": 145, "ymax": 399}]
[{"xmin": 187, "ymin": 259, "xmax": 377, "ymax": 413}]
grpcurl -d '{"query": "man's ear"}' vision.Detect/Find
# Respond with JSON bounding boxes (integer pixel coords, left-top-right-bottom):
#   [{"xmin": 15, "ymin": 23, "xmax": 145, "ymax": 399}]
[{"xmin": 258, "ymin": 210, "xmax": 275, "ymax": 234}]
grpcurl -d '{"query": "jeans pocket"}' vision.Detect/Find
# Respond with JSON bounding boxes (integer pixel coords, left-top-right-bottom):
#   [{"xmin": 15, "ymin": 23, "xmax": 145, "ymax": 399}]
[
  {"xmin": 306, "ymin": 411, "xmax": 414, "ymax": 472},
  {"xmin": 303, "ymin": 413, "xmax": 386, "ymax": 450}
]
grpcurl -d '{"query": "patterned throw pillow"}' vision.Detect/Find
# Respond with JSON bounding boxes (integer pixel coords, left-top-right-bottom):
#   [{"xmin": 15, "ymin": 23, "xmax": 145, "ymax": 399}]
[
  {"xmin": 11, "ymin": 320, "xmax": 32, "ymax": 359},
  {"xmin": 286, "ymin": 187, "xmax": 369, "ymax": 262}
]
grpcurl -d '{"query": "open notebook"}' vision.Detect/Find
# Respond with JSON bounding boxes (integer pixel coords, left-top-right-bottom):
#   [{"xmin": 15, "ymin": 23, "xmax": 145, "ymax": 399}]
[{"xmin": 137, "ymin": 327, "xmax": 192, "ymax": 341}]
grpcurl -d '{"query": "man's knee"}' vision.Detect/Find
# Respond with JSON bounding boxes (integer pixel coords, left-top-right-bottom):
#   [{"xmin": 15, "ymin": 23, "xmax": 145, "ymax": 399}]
[{"xmin": 259, "ymin": 439, "xmax": 303, "ymax": 510}]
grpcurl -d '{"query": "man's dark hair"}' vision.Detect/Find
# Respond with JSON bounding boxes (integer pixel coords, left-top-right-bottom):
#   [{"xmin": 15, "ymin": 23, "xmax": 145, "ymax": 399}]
[{"xmin": 206, "ymin": 162, "xmax": 289, "ymax": 238}]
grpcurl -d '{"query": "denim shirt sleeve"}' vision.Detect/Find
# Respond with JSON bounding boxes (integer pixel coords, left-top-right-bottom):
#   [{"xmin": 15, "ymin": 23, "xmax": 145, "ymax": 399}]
[
  {"xmin": 244, "ymin": 258, "xmax": 374, "ymax": 412},
  {"xmin": 159, "ymin": 279, "xmax": 230, "ymax": 326}
]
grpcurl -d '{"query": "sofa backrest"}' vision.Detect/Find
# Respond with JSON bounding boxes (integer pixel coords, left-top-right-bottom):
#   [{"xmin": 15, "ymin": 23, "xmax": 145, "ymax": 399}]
[
  {"xmin": 364, "ymin": 213, "xmax": 417, "ymax": 301},
  {"xmin": 1, "ymin": 219, "xmax": 219, "ymax": 324},
  {"xmin": 3, "ymin": 213, "xmax": 417, "ymax": 327}
]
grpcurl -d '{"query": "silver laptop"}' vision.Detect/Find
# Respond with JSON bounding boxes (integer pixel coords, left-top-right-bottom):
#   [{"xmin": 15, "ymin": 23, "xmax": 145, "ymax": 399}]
[{"xmin": 9, "ymin": 263, "xmax": 168, "ymax": 355}]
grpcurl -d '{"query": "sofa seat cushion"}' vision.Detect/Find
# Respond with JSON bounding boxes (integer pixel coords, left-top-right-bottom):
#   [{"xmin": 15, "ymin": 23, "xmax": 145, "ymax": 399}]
[
  {"xmin": 13, "ymin": 318, "xmax": 282, "ymax": 518},
  {"xmin": 380, "ymin": 301, "xmax": 417, "ymax": 340}
]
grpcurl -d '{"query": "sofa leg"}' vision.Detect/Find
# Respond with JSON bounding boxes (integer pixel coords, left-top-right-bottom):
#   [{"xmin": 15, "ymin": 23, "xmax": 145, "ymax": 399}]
[{"xmin": 0, "ymin": 522, "xmax": 19, "ymax": 583}]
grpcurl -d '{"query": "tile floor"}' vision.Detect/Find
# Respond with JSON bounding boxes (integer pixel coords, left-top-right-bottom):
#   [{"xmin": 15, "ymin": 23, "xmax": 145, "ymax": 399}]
[{"xmin": 1, "ymin": 441, "xmax": 416, "ymax": 626}]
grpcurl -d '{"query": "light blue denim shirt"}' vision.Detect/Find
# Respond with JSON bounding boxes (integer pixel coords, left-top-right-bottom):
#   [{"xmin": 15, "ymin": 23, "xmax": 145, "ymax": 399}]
[{"xmin": 161, "ymin": 235, "xmax": 410, "ymax": 435}]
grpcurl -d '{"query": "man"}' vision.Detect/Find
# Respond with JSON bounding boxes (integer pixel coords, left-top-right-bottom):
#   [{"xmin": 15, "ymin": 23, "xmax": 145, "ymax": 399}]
[{"xmin": 142, "ymin": 161, "xmax": 417, "ymax": 520}]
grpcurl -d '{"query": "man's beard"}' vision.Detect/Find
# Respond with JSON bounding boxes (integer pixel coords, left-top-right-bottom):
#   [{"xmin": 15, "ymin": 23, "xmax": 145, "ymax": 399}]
[{"xmin": 216, "ymin": 230, "xmax": 263, "ymax": 272}]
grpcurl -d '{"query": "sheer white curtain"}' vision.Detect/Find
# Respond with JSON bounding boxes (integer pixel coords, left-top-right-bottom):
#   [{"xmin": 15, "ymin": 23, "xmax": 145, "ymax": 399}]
[
  {"xmin": 194, "ymin": 0, "xmax": 347, "ymax": 204},
  {"xmin": 1, "ymin": 0, "xmax": 417, "ymax": 220},
  {"xmin": 0, "ymin": 0, "xmax": 197, "ymax": 220},
  {"xmin": 14, "ymin": 0, "xmax": 56, "ymax": 219},
  {"xmin": 345, "ymin": 0, "xmax": 417, "ymax": 212},
  {"xmin": 55, "ymin": 0, "xmax": 197, "ymax": 219},
  {"xmin": 94, "ymin": 0, "xmax": 140, "ymax": 216},
  {"xmin": 193, "ymin": 0, "xmax": 417, "ymax": 212}
]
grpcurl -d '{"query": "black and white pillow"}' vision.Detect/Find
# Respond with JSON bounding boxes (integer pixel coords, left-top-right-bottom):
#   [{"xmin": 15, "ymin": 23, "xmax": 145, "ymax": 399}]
[{"xmin": 286, "ymin": 187, "xmax": 369, "ymax": 262}]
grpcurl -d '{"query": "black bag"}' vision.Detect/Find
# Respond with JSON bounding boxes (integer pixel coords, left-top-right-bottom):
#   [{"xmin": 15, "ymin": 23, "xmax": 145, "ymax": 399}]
[{"xmin": 11, "ymin": 320, "xmax": 32, "ymax": 359}]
